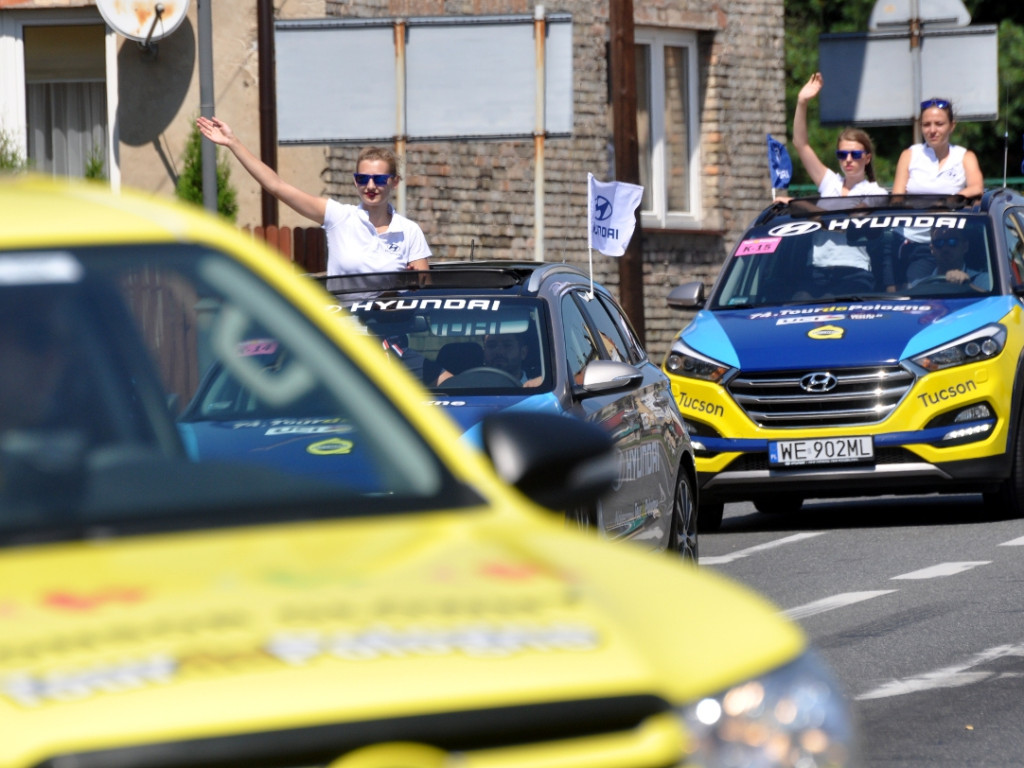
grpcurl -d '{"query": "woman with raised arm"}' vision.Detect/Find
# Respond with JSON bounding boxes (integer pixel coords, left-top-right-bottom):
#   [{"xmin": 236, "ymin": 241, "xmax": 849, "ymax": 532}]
[
  {"xmin": 196, "ymin": 116, "xmax": 430, "ymax": 275},
  {"xmin": 792, "ymin": 72, "xmax": 887, "ymax": 197}
]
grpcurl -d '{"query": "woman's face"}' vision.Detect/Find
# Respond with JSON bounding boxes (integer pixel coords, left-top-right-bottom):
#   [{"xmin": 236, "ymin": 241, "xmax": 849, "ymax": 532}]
[
  {"xmin": 921, "ymin": 107, "xmax": 955, "ymax": 150},
  {"xmin": 353, "ymin": 158, "xmax": 396, "ymax": 208},
  {"xmin": 836, "ymin": 139, "xmax": 870, "ymax": 180}
]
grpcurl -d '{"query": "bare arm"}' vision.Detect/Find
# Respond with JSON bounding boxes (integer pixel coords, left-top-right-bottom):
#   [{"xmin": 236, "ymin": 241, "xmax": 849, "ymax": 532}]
[
  {"xmin": 793, "ymin": 73, "xmax": 828, "ymax": 187},
  {"xmin": 960, "ymin": 150, "xmax": 984, "ymax": 198},
  {"xmin": 196, "ymin": 117, "xmax": 327, "ymax": 225},
  {"xmin": 407, "ymin": 258, "xmax": 429, "ymax": 271},
  {"xmin": 891, "ymin": 148, "xmax": 912, "ymax": 194}
]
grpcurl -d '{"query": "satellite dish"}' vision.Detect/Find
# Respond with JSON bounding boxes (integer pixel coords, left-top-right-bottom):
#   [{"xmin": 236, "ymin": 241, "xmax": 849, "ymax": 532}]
[{"xmin": 96, "ymin": 0, "xmax": 191, "ymax": 45}]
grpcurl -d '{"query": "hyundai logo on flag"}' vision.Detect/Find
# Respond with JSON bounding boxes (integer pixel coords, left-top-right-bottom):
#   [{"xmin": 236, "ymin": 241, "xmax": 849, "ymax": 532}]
[{"xmin": 587, "ymin": 172, "xmax": 644, "ymax": 257}]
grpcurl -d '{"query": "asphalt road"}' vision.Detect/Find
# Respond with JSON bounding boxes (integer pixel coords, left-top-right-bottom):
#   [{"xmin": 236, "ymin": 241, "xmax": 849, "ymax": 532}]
[{"xmin": 700, "ymin": 496, "xmax": 1024, "ymax": 768}]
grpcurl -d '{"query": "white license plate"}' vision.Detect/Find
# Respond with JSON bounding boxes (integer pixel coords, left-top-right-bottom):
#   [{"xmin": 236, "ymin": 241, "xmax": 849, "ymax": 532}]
[{"xmin": 769, "ymin": 436, "xmax": 874, "ymax": 466}]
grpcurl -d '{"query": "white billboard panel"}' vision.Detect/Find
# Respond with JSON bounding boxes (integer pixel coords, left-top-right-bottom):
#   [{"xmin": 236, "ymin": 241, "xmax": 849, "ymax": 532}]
[{"xmin": 818, "ymin": 26, "xmax": 998, "ymax": 126}]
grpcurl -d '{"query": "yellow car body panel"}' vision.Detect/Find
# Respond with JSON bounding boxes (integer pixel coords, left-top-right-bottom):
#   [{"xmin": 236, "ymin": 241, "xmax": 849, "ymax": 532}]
[{"xmin": 2, "ymin": 515, "xmax": 803, "ymax": 764}]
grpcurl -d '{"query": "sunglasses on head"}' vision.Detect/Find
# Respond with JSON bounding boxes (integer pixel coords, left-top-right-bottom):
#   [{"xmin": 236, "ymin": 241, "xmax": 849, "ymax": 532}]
[
  {"xmin": 835, "ymin": 150, "xmax": 865, "ymax": 160},
  {"xmin": 353, "ymin": 173, "xmax": 394, "ymax": 186},
  {"xmin": 932, "ymin": 236, "xmax": 962, "ymax": 248},
  {"xmin": 921, "ymin": 98, "xmax": 951, "ymax": 111}
]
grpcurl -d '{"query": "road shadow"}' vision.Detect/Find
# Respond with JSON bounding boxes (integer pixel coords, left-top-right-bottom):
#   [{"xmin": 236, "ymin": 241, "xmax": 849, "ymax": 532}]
[{"xmin": 717, "ymin": 494, "xmax": 991, "ymax": 533}]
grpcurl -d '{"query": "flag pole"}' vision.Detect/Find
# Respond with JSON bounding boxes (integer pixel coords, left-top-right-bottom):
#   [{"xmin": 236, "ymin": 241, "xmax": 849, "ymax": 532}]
[{"xmin": 586, "ymin": 173, "xmax": 595, "ymax": 297}]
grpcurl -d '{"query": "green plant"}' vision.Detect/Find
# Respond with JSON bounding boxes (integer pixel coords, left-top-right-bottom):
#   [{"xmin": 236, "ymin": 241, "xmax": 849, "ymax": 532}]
[
  {"xmin": 0, "ymin": 127, "xmax": 28, "ymax": 171},
  {"xmin": 175, "ymin": 120, "xmax": 238, "ymax": 222},
  {"xmin": 84, "ymin": 142, "xmax": 107, "ymax": 181}
]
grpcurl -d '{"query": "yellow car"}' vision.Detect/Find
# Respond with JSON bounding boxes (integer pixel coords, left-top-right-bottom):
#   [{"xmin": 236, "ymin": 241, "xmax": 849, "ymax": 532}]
[{"xmin": 0, "ymin": 175, "xmax": 858, "ymax": 768}]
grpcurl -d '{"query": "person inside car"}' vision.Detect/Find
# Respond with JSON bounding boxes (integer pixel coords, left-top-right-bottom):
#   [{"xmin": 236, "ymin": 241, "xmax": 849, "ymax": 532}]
[
  {"xmin": 909, "ymin": 226, "xmax": 990, "ymax": 292},
  {"xmin": 482, "ymin": 333, "xmax": 543, "ymax": 387},
  {"xmin": 0, "ymin": 292, "xmax": 69, "ymax": 435},
  {"xmin": 196, "ymin": 117, "xmax": 431, "ymax": 276}
]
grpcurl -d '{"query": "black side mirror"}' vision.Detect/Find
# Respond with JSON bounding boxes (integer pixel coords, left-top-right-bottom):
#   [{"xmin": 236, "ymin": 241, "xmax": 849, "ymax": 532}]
[{"xmin": 481, "ymin": 412, "xmax": 618, "ymax": 511}]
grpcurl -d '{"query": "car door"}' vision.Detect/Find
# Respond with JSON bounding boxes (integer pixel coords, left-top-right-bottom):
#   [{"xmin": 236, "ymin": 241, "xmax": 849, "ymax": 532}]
[{"xmin": 560, "ymin": 289, "xmax": 674, "ymax": 547}]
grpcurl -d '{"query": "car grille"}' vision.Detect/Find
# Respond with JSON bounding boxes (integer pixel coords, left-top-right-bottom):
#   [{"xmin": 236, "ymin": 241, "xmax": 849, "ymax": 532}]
[{"xmin": 728, "ymin": 366, "xmax": 915, "ymax": 428}]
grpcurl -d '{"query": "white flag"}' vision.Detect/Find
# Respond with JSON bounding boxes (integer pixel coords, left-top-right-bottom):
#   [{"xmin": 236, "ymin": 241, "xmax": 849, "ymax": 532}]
[{"xmin": 587, "ymin": 172, "xmax": 644, "ymax": 257}]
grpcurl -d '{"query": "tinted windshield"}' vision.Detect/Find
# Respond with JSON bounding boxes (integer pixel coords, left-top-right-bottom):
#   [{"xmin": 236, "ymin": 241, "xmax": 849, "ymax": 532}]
[
  {"xmin": 0, "ymin": 246, "xmax": 469, "ymax": 544},
  {"xmin": 713, "ymin": 212, "xmax": 995, "ymax": 309},
  {"xmin": 338, "ymin": 296, "xmax": 552, "ymax": 392}
]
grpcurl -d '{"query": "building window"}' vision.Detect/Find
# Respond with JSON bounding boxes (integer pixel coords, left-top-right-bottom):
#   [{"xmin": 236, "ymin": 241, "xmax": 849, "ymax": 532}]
[
  {"xmin": 24, "ymin": 24, "xmax": 107, "ymax": 178},
  {"xmin": 634, "ymin": 28, "xmax": 700, "ymax": 229},
  {"xmin": 0, "ymin": 9, "xmax": 116, "ymax": 184}
]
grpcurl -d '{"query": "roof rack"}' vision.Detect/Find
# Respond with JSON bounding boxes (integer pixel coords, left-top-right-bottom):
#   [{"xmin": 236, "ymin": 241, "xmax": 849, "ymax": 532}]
[
  {"xmin": 753, "ymin": 193, "xmax": 977, "ymax": 226},
  {"xmin": 316, "ymin": 261, "xmax": 589, "ymax": 296}
]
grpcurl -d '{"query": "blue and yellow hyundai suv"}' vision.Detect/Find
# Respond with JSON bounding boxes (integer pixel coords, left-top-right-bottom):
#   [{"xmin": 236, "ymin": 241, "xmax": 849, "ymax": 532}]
[{"xmin": 664, "ymin": 190, "xmax": 1024, "ymax": 529}]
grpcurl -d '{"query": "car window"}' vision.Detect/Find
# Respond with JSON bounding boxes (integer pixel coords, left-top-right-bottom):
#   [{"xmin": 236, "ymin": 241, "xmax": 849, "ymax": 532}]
[
  {"xmin": 574, "ymin": 292, "xmax": 629, "ymax": 363},
  {"xmin": 0, "ymin": 245, "xmax": 470, "ymax": 543},
  {"xmin": 561, "ymin": 293, "xmax": 601, "ymax": 383},
  {"xmin": 339, "ymin": 296, "xmax": 552, "ymax": 392},
  {"xmin": 1004, "ymin": 209, "xmax": 1024, "ymax": 285},
  {"xmin": 713, "ymin": 213, "xmax": 995, "ymax": 308},
  {"xmin": 596, "ymin": 293, "xmax": 646, "ymax": 364}
]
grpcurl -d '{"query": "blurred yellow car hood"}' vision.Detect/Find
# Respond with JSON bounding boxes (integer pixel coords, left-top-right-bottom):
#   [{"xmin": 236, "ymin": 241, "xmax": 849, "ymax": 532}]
[{"xmin": 1, "ymin": 509, "xmax": 802, "ymax": 763}]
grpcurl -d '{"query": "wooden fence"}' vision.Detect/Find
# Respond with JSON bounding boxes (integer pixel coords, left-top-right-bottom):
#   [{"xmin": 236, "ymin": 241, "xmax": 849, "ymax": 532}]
[{"xmin": 242, "ymin": 225, "xmax": 327, "ymax": 275}]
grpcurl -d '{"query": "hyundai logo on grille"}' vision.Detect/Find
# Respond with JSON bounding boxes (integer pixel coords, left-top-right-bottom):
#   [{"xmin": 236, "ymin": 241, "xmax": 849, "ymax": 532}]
[{"xmin": 800, "ymin": 372, "xmax": 838, "ymax": 393}]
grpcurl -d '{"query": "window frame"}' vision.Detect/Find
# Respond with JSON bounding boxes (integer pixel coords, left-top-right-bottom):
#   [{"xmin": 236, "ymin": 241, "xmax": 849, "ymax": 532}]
[{"xmin": 633, "ymin": 27, "xmax": 701, "ymax": 231}]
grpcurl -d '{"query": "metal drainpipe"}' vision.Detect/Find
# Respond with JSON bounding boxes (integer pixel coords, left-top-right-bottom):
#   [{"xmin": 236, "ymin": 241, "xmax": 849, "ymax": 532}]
[
  {"xmin": 533, "ymin": 5, "xmax": 546, "ymax": 261},
  {"xmin": 197, "ymin": 0, "xmax": 217, "ymax": 213},
  {"xmin": 395, "ymin": 18, "xmax": 407, "ymax": 214}
]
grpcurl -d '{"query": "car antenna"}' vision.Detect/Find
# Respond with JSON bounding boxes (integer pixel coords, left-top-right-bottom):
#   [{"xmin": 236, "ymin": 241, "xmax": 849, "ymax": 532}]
[{"xmin": 470, "ymin": 238, "xmax": 475, "ymax": 261}]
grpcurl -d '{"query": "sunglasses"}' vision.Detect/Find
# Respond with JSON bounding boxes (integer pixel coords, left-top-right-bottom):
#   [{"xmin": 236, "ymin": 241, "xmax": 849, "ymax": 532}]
[
  {"xmin": 921, "ymin": 99, "xmax": 951, "ymax": 110},
  {"xmin": 932, "ymin": 237, "xmax": 962, "ymax": 248},
  {"xmin": 835, "ymin": 150, "xmax": 865, "ymax": 160},
  {"xmin": 353, "ymin": 173, "xmax": 394, "ymax": 186}
]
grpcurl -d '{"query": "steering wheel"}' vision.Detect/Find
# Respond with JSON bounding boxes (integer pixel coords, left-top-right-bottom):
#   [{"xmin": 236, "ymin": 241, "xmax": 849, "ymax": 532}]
[
  {"xmin": 909, "ymin": 274, "xmax": 965, "ymax": 293},
  {"xmin": 441, "ymin": 366, "xmax": 522, "ymax": 388}
]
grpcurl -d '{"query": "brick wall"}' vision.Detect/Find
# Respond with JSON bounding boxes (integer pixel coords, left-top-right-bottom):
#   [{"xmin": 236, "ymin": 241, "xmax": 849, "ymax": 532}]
[{"xmin": 324, "ymin": 0, "xmax": 786, "ymax": 360}]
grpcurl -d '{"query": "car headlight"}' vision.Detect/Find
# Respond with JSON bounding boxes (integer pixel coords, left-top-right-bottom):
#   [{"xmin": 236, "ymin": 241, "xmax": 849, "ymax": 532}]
[
  {"xmin": 680, "ymin": 651, "xmax": 859, "ymax": 767},
  {"xmin": 664, "ymin": 343, "xmax": 734, "ymax": 384},
  {"xmin": 910, "ymin": 324, "xmax": 1005, "ymax": 372}
]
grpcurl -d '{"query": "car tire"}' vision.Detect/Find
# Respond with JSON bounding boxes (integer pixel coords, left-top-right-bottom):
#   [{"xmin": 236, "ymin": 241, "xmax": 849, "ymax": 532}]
[
  {"xmin": 697, "ymin": 501, "xmax": 724, "ymax": 533},
  {"xmin": 753, "ymin": 495, "xmax": 803, "ymax": 516},
  {"xmin": 669, "ymin": 468, "xmax": 699, "ymax": 563},
  {"xmin": 983, "ymin": 419, "xmax": 1024, "ymax": 520}
]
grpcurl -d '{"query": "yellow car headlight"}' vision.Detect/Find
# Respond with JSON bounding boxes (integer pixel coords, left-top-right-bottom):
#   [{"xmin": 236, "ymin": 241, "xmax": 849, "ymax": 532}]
[
  {"xmin": 681, "ymin": 651, "xmax": 859, "ymax": 767},
  {"xmin": 910, "ymin": 324, "xmax": 1005, "ymax": 372},
  {"xmin": 664, "ymin": 343, "xmax": 733, "ymax": 384}
]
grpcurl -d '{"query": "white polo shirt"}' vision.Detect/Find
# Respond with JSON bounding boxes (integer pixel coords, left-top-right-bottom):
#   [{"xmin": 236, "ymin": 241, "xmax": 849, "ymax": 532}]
[
  {"xmin": 905, "ymin": 143, "xmax": 968, "ymax": 194},
  {"xmin": 323, "ymin": 199, "xmax": 431, "ymax": 275}
]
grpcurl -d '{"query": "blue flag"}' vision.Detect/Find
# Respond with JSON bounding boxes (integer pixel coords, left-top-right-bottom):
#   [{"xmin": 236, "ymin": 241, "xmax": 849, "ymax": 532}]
[{"xmin": 767, "ymin": 133, "xmax": 793, "ymax": 189}]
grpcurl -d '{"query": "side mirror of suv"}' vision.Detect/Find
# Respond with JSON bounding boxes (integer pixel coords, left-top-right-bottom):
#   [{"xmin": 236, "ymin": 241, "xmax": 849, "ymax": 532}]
[{"xmin": 667, "ymin": 281, "xmax": 706, "ymax": 309}]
